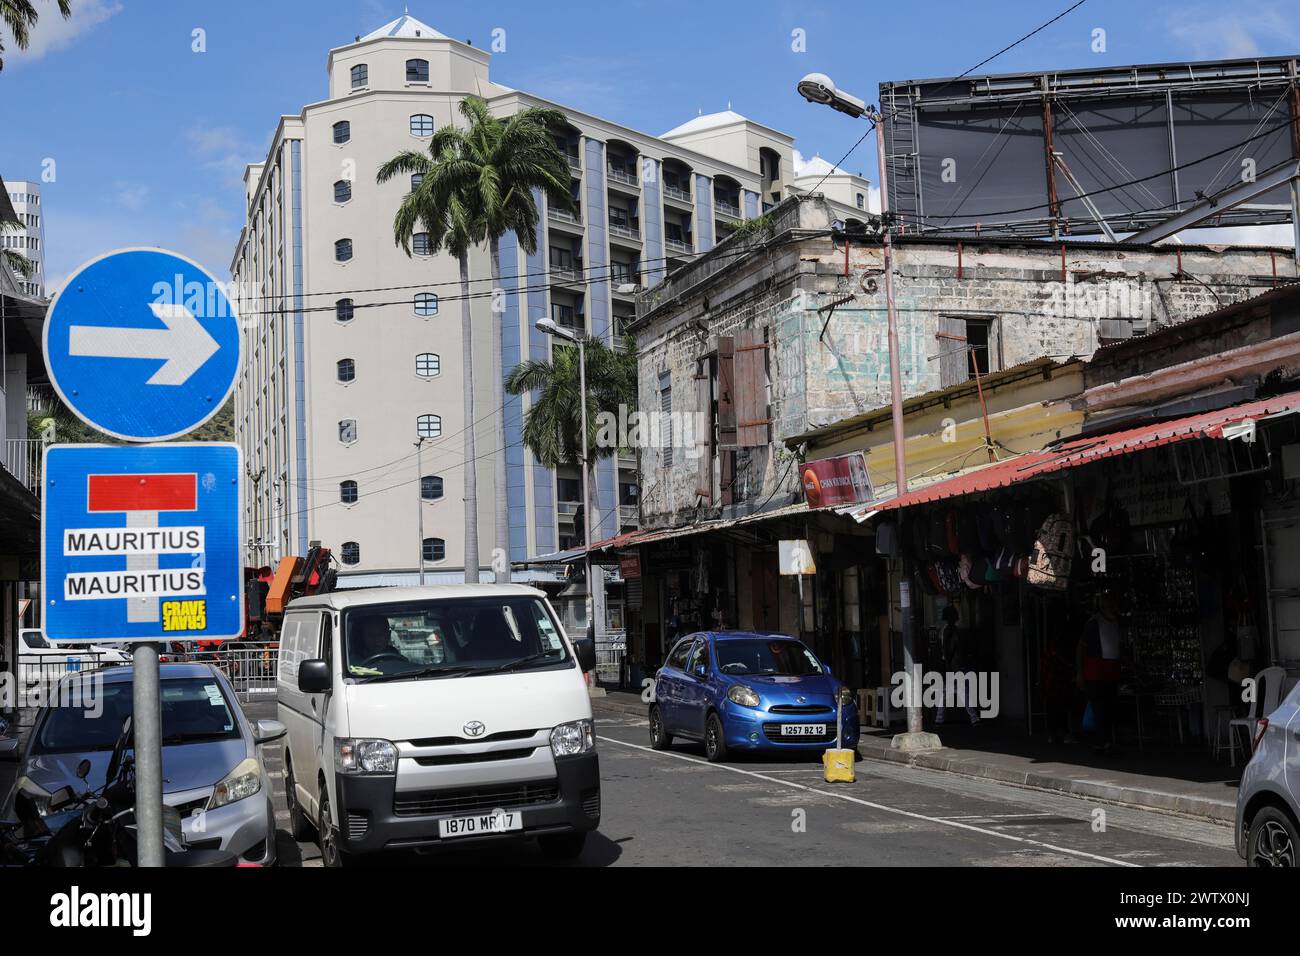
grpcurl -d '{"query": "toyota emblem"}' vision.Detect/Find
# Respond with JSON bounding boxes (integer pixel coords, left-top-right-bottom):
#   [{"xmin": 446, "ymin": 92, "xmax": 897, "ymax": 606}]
[{"xmin": 463, "ymin": 721, "xmax": 486, "ymax": 737}]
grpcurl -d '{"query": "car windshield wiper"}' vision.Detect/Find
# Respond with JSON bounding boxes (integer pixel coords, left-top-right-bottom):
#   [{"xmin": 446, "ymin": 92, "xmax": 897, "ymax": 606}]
[
  {"xmin": 355, "ymin": 665, "xmax": 478, "ymax": 683},
  {"xmin": 160, "ymin": 733, "xmax": 233, "ymax": 745},
  {"xmin": 477, "ymin": 651, "xmax": 566, "ymax": 674}
]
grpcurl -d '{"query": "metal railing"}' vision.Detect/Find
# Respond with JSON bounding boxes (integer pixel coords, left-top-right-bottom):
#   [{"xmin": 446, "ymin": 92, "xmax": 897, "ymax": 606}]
[
  {"xmin": 566, "ymin": 155, "xmax": 583, "ymax": 173},
  {"xmin": 665, "ymin": 237, "xmax": 692, "ymax": 254},
  {"xmin": 548, "ymin": 206, "xmax": 582, "ymax": 225},
  {"xmin": 618, "ymin": 504, "xmax": 639, "ymax": 524},
  {"xmin": 16, "ymin": 654, "xmax": 125, "ymax": 696},
  {"xmin": 550, "ymin": 264, "xmax": 582, "ymax": 282},
  {"xmin": 608, "ymin": 222, "xmax": 640, "ymax": 240},
  {"xmin": 557, "ymin": 500, "xmax": 580, "ymax": 517},
  {"xmin": 5, "ymin": 438, "xmax": 43, "ymax": 496},
  {"xmin": 606, "ymin": 166, "xmax": 639, "ymax": 187},
  {"xmin": 663, "ymin": 184, "xmax": 692, "ymax": 203},
  {"xmin": 714, "ymin": 200, "xmax": 741, "ymax": 219},
  {"xmin": 189, "ymin": 644, "xmax": 279, "ymax": 700}
]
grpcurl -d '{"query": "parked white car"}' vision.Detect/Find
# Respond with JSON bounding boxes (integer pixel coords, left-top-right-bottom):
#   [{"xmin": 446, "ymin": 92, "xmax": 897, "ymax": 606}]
[
  {"xmin": 276, "ymin": 584, "xmax": 600, "ymax": 866},
  {"xmin": 17, "ymin": 629, "xmax": 129, "ymax": 688}
]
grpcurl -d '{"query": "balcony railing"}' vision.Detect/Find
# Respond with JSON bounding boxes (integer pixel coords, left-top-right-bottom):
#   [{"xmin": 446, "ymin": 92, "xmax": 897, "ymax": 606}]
[
  {"xmin": 548, "ymin": 206, "xmax": 582, "ymax": 225},
  {"xmin": 665, "ymin": 237, "xmax": 692, "ymax": 254},
  {"xmin": 664, "ymin": 184, "xmax": 692, "ymax": 203},
  {"xmin": 619, "ymin": 504, "xmax": 639, "ymax": 525},
  {"xmin": 566, "ymin": 154, "xmax": 583, "ymax": 173},
  {"xmin": 608, "ymin": 222, "xmax": 640, "ymax": 240},
  {"xmin": 551, "ymin": 265, "xmax": 582, "ymax": 283},
  {"xmin": 714, "ymin": 200, "xmax": 741, "ymax": 219},
  {"xmin": 606, "ymin": 166, "xmax": 639, "ymax": 187},
  {"xmin": 557, "ymin": 500, "xmax": 580, "ymax": 518},
  {"xmin": 611, "ymin": 271, "xmax": 640, "ymax": 289},
  {"xmin": 5, "ymin": 438, "xmax": 43, "ymax": 496}
]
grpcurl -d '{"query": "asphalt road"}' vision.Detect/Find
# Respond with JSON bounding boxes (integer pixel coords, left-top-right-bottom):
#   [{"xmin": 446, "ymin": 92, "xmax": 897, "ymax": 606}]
[{"xmin": 244, "ymin": 699, "xmax": 1239, "ymax": 867}]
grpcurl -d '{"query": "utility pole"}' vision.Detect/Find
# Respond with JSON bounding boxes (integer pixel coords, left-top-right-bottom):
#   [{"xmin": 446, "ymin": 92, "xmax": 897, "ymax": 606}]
[{"xmin": 415, "ymin": 438, "xmax": 426, "ymax": 585}]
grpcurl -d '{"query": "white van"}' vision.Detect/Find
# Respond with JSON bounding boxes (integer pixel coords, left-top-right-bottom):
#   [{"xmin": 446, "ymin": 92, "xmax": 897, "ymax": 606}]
[{"xmin": 275, "ymin": 584, "xmax": 600, "ymax": 865}]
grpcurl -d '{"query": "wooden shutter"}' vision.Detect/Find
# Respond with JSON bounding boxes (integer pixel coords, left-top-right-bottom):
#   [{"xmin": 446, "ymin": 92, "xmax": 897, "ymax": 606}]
[
  {"xmin": 694, "ymin": 359, "xmax": 713, "ymax": 501},
  {"xmin": 734, "ymin": 328, "xmax": 771, "ymax": 447},
  {"xmin": 939, "ymin": 315, "xmax": 967, "ymax": 388},
  {"xmin": 717, "ymin": 336, "xmax": 736, "ymax": 506}
]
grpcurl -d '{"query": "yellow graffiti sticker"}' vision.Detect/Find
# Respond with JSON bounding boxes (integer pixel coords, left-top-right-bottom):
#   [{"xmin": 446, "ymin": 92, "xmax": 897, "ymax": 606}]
[{"xmin": 162, "ymin": 599, "xmax": 207, "ymax": 632}]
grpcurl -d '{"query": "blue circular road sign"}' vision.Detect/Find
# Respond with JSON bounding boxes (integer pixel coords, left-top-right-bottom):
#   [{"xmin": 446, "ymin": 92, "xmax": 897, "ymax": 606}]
[{"xmin": 44, "ymin": 248, "xmax": 243, "ymax": 442}]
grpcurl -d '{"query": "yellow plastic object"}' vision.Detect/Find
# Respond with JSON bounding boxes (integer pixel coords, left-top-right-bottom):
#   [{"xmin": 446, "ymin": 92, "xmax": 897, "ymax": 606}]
[{"xmin": 822, "ymin": 748, "xmax": 856, "ymax": 783}]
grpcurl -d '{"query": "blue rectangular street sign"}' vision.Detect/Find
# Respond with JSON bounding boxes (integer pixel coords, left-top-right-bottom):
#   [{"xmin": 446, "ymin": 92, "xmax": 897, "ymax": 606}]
[{"xmin": 42, "ymin": 443, "xmax": 244, "ymax": 643}]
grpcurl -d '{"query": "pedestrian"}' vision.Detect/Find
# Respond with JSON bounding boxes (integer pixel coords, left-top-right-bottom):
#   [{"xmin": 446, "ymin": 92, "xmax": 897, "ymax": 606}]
[
  {"xmin": 1077, "ymin": 591, "xmax": 1123, "ymax": 754},
  {"xmin": 936, "ymin": 604, "xmax": 980, "ymax": 726}
]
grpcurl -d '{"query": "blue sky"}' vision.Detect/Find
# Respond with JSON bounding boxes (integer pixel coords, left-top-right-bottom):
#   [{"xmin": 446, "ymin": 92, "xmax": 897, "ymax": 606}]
[{"xmin": 2, "ymin": 0, "xmax": 1298, "ymax": 288}]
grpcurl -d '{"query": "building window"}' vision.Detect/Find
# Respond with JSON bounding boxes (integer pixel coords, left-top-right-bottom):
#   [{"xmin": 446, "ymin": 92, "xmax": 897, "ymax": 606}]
[
  {"xmin": 333, "ymin": 179, "xmax": 352, "ymax": 203},
  {"xmin": 410, "ymin": 173, "xmax": 423, "ymax": 192},
  {"xmin": 337, "ymin": 358, "xmax": 356, "ymax": 383},
  {"xmin": 965, "ymin": 319, "xmax": 993, "ymax": 377},
  {"xmin": 341, "ymin": 541, "xmax": 361, "ymax": 564},
  {"xmin": 414, "ymin": 292, "xmax": 438, "ymax": 316},
  {"xmin": 557, "ymin": 477, "xmax": 581, "ymax": 502},
  {"xmin": 406, "ymin": 58, "xmax": 429, "ymax": 82},
  {"xmin": 421, "ymin": 475, "xmax": 444, "ymax": 500},
  {"xmin": 339, "ymin": 480, "xmax": 358, "ymax": 504},
  {"xmin": 339, "ymin": 419, "xmax": 357, "ymax": 444},
  {"xmin": 415, "ymin": 353, "xmax": 440, "ymax": 378},
  {"xmin": 350, "ymin": 64, "xmax": 368, "ymax": 89},
  {"xmin": 332, "ymin": 121, "xmax": 351, "ymax": 144},
  {"xmin": 410, "ymin": 113, "xmax": 434, "ymax": 137},
  {"xmin": 422, "ymin": 537, "xmax": 446, "ymax": 562},
  {"xmin": 659, "ymin": 373, "xmax": 673, "ymax": 470},
  {"xmin": 855, "ymin": 193, "xmax": 865, "ymax": 210},
  {"xmin": 412, "ymin": 232, "xmax": 431, "ymax": 256},
  {"xmin": 334, "ymin": 238, "xmax": 353, "ymax": 262},
  {"xmin": 336, "ymin": 298, "xmax": 355, "ymax": 323},
  {"xmin": 416, "ymin": 414, "xmax": 442, "ymax": 439}
]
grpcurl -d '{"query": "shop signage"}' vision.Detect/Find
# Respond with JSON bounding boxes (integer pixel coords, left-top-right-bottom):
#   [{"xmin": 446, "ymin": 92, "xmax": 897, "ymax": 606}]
[
  {"xmin": 618, "ymin": 551, "xmax": 641, "ymax": 579},
  {"xmin": 800, "ymin": 452, "xmax": 873, "ymax": 508},
  {"xmin": 1100, "ymin": 446, "xmax": 1230, "ymax": 527}
]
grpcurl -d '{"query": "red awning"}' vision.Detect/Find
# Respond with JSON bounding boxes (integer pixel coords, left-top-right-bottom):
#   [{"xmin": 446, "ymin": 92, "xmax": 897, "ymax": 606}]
[{"xmin": 865, "ymin": 390, "xmax": 1300, "ymax": 513}]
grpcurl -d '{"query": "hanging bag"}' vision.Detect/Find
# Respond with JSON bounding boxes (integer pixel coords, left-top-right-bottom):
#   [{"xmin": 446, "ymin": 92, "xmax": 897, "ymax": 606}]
[{"xmin": 1027, "ymin": 513, "xmax": 1075, "ymax": 589}]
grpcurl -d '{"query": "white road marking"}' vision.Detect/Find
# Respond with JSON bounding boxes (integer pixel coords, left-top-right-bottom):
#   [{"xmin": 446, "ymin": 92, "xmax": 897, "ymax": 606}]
[{"xmin": 597, "ymin": 735, "xmax": 1140, "ymax": 868}]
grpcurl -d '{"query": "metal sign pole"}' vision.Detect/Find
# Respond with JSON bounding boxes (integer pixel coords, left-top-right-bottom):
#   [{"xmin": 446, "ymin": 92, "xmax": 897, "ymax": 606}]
[{"xmin": 132, "ymin": 641, "xmax": 163, "ymax": 867}]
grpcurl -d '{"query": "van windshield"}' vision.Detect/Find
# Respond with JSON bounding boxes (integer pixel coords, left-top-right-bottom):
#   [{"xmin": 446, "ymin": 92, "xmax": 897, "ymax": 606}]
[{"xmin": 342, "ymin": 597, "xmax": 570, "ymax": 680}]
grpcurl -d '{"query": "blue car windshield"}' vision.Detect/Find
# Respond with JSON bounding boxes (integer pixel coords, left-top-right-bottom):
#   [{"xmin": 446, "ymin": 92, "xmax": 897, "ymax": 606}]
[
  {"xmin": 716, "ymin": 640, "xmax": 822, "ymax": 676},
  {"xmin": 31, "ymin": 678, "xmax": 239, "ymax": 754}
]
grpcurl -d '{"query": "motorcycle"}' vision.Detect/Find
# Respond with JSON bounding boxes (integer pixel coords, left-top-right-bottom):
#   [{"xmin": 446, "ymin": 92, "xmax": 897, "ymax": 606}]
[{"xmin": 1, "ymin": 717, "xmax": 239, "ymax": 867}]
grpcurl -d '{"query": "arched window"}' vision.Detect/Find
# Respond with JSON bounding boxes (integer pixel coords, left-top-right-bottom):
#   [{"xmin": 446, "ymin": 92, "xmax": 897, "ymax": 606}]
[
  {"xmin": 416, "ymin": 414, "xmax": 441, "ymax": 439},
  {"xmin": 350, "ymin": 64, "xmax": 368, "ymax": 89},
  {"xmin": 422, "ymin": 537, "xmax": 446, "ymax": 562},
  {"xmin": 334, "ymin": 238, "xmax": 353, "ymax": 262},
  {"xmin": 855, "ymin": 193, "xmax": 865, "ymax": 210},
  {"xmin": 414, "ymin": 292, "xmax": 438, "ymax": 316},
  {"xmin": 337, "ymin": 359, "xmax": 356, "ymax": 383},
  {"xmin": 341, "ymin": 541, "xmax": 361, "ymax": 564},
  {"xmin": 410, "ymin": 113, "xmax": 434, "ymax": 137},
  {"xmin": 339, "ymin": 480, "xmax": 358, "ymax": 504},
  {"xmin": 334, "ymin": 179, "xmax": 352, "ymax": 203},
  {"xmin": 412, "ymin": 232, "xmax": 431, "ymax": 256},
  {"xmin": 415, "ymin": 353, "xmax": 440, "ymax": 378},
  {"xmin": 332, "ymin": 120, "xmax": 351, "ymax": 145},
  {"xmin": 406, "ymin": 58, "xmax": 429, "ymax": 82},
  {"xmin": 421, "ymin": 475, "xmax": 444, "ymax": 501},
  {"xmin": 338, "ymin": 419, "xmax": 357, "ymax": 443},
  {"xmin": 335, "ymin": 298, "xmax": 354, "ymax": 323}
]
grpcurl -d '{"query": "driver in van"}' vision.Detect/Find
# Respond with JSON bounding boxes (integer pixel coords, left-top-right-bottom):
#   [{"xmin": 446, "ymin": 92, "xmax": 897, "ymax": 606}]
[{"xmin": 349, "ymin": 616, "xmax": 397, "ymax": 663}]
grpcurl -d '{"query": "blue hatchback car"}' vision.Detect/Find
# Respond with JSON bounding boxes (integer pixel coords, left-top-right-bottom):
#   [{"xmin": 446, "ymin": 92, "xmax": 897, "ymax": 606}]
[{"xmin": 649, "ymin": 631, "xmax": 859, "ymax": 762}]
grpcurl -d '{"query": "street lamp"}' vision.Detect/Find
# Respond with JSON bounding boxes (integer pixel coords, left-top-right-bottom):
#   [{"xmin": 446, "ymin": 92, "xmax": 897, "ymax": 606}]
[
  {"xmin": 799, "ymin": 74, "xmax": 934, "ymax": 748},
  {"xmin": 535, "ymin": 318, "xmax": 602, "ymax": 652}
]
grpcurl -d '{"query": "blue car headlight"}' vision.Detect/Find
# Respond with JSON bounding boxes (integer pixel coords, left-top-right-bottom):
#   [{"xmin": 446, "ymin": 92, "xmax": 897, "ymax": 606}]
[{"xmin": 727, "ymin": 684, "xmax": 760, "ymax": 708}]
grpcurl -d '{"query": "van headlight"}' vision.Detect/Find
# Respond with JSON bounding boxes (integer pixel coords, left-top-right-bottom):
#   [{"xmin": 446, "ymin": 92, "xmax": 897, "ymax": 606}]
[
  {"xmin": 208, "ymin": 758, "xmax": 262, "ymax": 810},
  {"xmin": 335, "ymin": 737, "xmax": 397, "ymax": 774},
  {"xmin": 550, "ymin": 719, "xmax": 595, "ymax": 757},
  {"xmin": 727, "ymin": 685, "xmax": 760, "ymax": 708}
]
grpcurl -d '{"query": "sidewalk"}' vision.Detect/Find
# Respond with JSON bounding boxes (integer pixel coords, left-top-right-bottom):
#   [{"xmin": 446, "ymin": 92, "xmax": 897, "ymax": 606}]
[
  {"xmin": 859, "ymin": 723, "xmax": 1240, "ymax": 824},
  {"xmin": 591, "ymin": 688, "xmax": 1239, "ymax": 824}
]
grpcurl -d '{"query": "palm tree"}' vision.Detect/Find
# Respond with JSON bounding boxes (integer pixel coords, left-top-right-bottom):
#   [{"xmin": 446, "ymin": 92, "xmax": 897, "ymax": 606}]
[
  {"xmin": 0, "ymin": 0, "xmax": 71, "ymax": 71},
  {"xmin": 0, "ymin": 211, "xmax": 32, "ymax": 282},
  {"xmin": 504, "ymin": 333, "xmax": 638, "ymax": 542},
  {"xmin": 378, "ymin": 96, "xmax": 575, "ymax": 584}
]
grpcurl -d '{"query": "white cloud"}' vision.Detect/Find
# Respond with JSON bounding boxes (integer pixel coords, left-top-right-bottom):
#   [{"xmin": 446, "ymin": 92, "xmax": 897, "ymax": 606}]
[
  {"xmin": 185, "ymin": 125, "xmax": 260, "ymax": 189},
  {"xmin": 7, "ymin": 0, "xmax": 122, "ymax": 66},
  {"xmin": 113, "ymin": 181, "xmax": 149, "ymax": 212},
  {"xmin": 1174, "ymin": 224, "xmax": 1294, "ymax": 248},
  {"xmin": 1162, "ymin": 2, "xmax": 1300, "ymax": 59}
]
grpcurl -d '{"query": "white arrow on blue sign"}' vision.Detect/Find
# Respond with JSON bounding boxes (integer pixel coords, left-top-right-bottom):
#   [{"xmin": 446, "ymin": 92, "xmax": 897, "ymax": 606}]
[
  {"xmin": 44, "ymin": 248, "xmax": 243, "ymax": 442},
  {"xmin": 42, "ymin": 443, "xmax": 245, "ymax": 643}
]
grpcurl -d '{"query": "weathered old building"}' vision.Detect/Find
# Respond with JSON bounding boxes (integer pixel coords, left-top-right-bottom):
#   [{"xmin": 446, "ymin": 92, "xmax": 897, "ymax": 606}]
[{"xmin": 630, "ymin": 195, "xmax": 1296, "ymax": 528}]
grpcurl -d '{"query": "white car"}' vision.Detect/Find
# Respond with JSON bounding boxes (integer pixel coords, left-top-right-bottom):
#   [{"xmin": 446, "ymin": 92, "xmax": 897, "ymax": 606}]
[
  {"xmin": 276, "ymin": 584, "xmax": 600, "ymax": 866},
  {"xmin": 17, "ymin": 629, "xmax": 130, "ymax": 689}
]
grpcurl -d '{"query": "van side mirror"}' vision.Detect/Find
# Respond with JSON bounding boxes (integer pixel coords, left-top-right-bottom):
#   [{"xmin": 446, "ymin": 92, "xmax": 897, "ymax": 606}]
[
  {"xmin": 573, "ymin": 638, "xmax": 597, "ymax": 673},
  {"xmin": 297, "ymin": 659, "xmax": 331, "ymax": 693}
]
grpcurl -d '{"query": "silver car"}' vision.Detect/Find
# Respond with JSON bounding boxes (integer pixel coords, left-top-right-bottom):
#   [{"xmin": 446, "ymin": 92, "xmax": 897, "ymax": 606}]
[
  {"xmin": 1236, "ymin": 680, "xmax": 1300, "ymax": 867},
  {"xmin": 1, "ymin": 662, "xmax": 284, "ymax": 865}
]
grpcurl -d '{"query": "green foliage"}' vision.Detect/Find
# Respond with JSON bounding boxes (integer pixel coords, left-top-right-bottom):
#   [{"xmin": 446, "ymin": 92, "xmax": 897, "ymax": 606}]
[
  {"xmin": 29, "ymin": 395, "xmax": 234, "ymax": 445},
  {"xmin": 0, "ymin": 0, "xmax": 72, "ymax": 71}
]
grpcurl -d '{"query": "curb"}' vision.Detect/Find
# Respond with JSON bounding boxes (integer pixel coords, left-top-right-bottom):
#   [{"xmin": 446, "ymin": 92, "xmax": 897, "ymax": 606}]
[
  {"xmin": 858, "ymin": 738, "xmax": 1235, "ymax": 824},
  {"xmin": 592, "ymin": 694, "xmax": 648, "ymax": 720}
]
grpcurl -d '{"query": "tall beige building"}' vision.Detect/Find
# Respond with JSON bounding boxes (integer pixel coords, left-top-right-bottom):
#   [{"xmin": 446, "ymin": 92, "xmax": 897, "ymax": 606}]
[{"xmin": 230, "ymin": 14, "xmax": 870, "ymax": 605}]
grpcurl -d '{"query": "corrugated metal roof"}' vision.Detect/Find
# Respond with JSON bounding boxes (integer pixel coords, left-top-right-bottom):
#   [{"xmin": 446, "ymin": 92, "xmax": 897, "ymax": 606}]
[{"xmin": 843, "ymin": 389, "xmax": 1300, "ymax": 520}]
